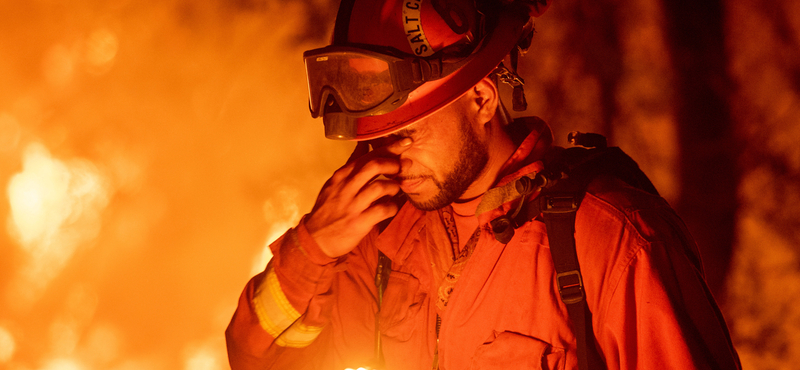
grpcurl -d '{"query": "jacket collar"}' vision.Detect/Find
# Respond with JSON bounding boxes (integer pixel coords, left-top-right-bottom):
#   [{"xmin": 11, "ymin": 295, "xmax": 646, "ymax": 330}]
[
  {"xmin": 496, "ymin": 116, "xmax": 553, "ymax": 187},
  {"xmin": 474, "ymin": 117, "xmax": 553, "ymax": 222}
]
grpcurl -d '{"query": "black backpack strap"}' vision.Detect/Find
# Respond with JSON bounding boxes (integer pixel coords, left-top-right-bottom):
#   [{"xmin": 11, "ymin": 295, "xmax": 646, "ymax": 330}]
[
  {"xmin": 538, "ymin": 169, "xmax": 605, "ymax": 370},
  {"xmin": 542, "ymin": 203, "xmax": 605, "ymax": 370}
]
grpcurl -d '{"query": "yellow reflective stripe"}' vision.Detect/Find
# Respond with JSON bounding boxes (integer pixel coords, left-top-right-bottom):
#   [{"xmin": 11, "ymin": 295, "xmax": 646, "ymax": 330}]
[
  {"xmin": 274, "ymin": 319, "xmax": 325, "ymax": 348},
  {"xmin": 253, "ymin": 267, "xmax": 301, "ymax": 338}
]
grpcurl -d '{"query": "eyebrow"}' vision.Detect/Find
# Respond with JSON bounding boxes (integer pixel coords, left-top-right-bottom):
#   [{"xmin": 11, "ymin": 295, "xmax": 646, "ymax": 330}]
[{"xmin": 393, "ymin": 127, "xmax": 417, "ymax": 137}]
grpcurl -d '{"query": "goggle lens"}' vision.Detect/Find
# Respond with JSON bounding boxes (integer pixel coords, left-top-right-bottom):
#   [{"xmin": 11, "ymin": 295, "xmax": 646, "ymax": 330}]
[{"xmin": 305, "ymin": 53, "xmax": 395, "ymax": 115}]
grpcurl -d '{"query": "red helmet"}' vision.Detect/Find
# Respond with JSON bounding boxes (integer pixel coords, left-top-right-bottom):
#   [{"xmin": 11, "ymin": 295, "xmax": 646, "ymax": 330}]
[{"xmin": 304, "ymin": 0, "xmax": 552, "ymax": 140}]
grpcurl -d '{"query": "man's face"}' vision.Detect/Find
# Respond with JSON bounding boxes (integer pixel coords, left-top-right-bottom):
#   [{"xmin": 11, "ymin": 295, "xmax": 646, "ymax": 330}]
[{"xmin": 369, "ymin": 97, "xmax": 489, "ymax": 211}]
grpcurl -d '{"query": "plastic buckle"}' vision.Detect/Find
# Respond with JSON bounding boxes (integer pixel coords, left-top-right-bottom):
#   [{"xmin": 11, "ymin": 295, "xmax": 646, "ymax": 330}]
[
  {"xmin": 490, "ymin": 216, "xmax": 515, "ymax": 244},
  {"xmin": 556, "ymin": 270, "xmax": 585, "ymax": 305},
  {"xmin": 542, "ymin": 194, "xmax": 579, "ymax": 214}
]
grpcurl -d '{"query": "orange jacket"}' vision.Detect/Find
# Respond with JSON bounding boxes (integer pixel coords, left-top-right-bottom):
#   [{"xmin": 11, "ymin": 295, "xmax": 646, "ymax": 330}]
[{"xmin": 226, "ymin": 121, "xmax": 741, "ymax": 370}]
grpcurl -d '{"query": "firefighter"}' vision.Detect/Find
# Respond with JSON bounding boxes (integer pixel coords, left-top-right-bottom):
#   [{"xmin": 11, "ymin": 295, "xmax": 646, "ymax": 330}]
[{"xmin": 226, "ymin": 0, "xmax": 741, "ymax": 369}]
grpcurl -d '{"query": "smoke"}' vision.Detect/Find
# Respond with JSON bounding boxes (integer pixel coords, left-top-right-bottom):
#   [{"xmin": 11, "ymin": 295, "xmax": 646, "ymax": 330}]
[
  {"xmin": 1, "ymin": 0, "xmax": 798, "ymax": 369},
  {"xmin": 251, "ymin": 186, "xmax": 303, "ymax": 276},
  {"xmin": 0, "ymin": 0, "xmax": 347, "ymax": 368}
]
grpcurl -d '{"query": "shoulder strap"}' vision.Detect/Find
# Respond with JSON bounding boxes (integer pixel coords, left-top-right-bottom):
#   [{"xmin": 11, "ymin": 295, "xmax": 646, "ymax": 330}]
[
  {"xmin": 537, "ymin": 151, "xmax": 609, "ymax": 370},
  {"xmin": 542, "ymin": 201, "xmax": 604, "ymax": 370}
]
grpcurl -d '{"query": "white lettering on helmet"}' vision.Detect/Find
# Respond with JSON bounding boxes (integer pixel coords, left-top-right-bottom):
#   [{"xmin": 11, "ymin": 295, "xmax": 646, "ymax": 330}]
[{"xmin": 403, "ymin": 0, "xmax": 433, "ymax": 57}]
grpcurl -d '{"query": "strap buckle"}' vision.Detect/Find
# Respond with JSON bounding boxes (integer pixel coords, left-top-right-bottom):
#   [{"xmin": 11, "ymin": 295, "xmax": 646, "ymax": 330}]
[
  {"xmin": 556, "ymin": 270, "xmax": 585, "ymax": 305},
  {"xmin": 542, "ymin": 194, "xmax": 579, "ymax": 214}
]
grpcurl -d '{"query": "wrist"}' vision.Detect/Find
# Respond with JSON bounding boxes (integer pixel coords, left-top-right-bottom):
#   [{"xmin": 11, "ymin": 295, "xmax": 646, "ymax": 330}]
[{"xmin": 297, "ymin": 216, "xmax": 340, "ymax": 263}]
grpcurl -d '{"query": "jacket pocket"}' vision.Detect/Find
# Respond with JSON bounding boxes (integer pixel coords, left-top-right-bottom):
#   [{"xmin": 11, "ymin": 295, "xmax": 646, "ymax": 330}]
[
  {"xmin": 379, "ymin": 271, "xmax": 426, "ymax": 342},
  {"xmin": 469, "ymin": 331, "xmax": 565, "ymax": 370}
]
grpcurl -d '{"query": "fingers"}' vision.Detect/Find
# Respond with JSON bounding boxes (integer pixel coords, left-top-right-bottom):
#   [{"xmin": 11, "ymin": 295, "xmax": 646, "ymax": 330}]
[
  {"xmin": 348, "ymin": 137, "xmax": 412, "ymax": 179},
  {"xmin": 352, "ymin": 179, "xmax": 400, "ymax": 211},
  {"xmin": 306, "ymin": 137, "xmax": 411, "ymax": 257},
  {"xmin": 322, "ymin": 136, "xmax": 411, "ymax": 215},
  {"xmin": 334, "ymin": 137, "xmax": 412, "ymax": 193},
  {"xmin": 359, "ymin": 196, "xmax": 401, "ymax": 226},
  {"xmin": 348, "ymin": 157, "xmax": 400, "ymax": 191},
  {"xmin": 334, "ymin": 138, "xmax": 409, "ymax": 183},
  {"xmin": 373, "ymin": 137, "xmax": 412, "ymax": 157},
  {"xmin": 330, "ymin": 142, "xmax": 370, "ymax": 182}
]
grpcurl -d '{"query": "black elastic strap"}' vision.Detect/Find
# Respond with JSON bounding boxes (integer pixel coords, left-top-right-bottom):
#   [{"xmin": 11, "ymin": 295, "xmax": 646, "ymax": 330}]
[
  {"xmin": 542, "ymin": 206, "xmax": 605, "ymax": 370},
  {"xmin": 332, "ymin": 0, "xmax": 356, "ymax": 45}
]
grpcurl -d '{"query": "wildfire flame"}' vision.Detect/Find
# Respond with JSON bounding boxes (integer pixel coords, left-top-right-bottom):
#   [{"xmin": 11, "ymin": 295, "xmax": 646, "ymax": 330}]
[
  {"xmin": 6, "ymin": 143, "xmax": 111, "ymax": 310},
  {"xmin": 0, "ymin": 0, "xmax": 797, "ymax": 369}
]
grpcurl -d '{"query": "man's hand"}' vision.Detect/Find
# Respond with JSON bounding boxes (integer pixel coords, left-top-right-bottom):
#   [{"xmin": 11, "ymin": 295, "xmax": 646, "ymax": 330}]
[{"xmin": 305, "ymin": 138, "xmax": 412, "ymax": 258}]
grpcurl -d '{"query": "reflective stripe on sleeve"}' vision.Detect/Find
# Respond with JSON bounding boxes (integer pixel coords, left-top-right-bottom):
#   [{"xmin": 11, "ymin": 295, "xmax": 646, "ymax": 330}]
[
  {"xmin": 253, "ymin": 267, "xmax": 302, "ymax": 338},
  {"xmin": 253, "ymin": 266, "xmax": 325, "ymax": 347},
  {"xmin": 274, "ymin": 319, "xmax": 325, "ymax": 348}
]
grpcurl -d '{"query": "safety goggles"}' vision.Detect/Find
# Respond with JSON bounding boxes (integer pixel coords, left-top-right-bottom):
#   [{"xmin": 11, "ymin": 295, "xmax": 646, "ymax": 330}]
[{"xmin": 303, "ymin": 45, "xmax": 468, "ymax": 118}]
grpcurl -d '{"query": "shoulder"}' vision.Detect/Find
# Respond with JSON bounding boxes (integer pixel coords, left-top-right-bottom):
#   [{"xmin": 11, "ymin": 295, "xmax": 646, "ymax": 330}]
[
  {"xmin": 579, "ymin": 174, "xmax": 685, "ymax": 245},
  {"xmin": 573, "ymin": 173, "xmax": 704, "ymax": 303}
]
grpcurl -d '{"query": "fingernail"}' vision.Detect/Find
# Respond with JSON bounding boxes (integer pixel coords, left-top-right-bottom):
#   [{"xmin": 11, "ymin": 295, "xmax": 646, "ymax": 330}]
[{"xmin": 398, "ymin": 138, "xmax": 412, "ymax": 147}]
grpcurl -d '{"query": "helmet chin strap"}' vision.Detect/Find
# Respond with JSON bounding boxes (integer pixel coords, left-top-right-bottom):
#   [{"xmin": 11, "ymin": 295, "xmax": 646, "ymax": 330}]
[
  {"xmin": 493, "ymin": 61, "xmax": 528, "ymax": 112},
  {"xmin": 498, "ymin": 101, "xmax": 513, "ymax": 126},
  {"xmin": 493, "ymin": 23, "xmax": 536, "ymax": 112}
]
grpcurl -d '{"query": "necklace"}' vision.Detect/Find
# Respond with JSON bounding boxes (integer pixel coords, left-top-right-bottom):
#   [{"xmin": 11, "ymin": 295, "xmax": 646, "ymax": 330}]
[
  {"xmin": 453, "ymin": 193, "xmax": 482, "ymax": 204},
  {"xmin": 451, "ymin": 208, "xmax": 475, "ymax": 218}
]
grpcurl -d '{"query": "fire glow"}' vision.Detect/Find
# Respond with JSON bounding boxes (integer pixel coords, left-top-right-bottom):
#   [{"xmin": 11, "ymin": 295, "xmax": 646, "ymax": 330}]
[
  {"xmin": 0, "ymin": 0, "xmax": 797, "ymax": 369},
  {"xmin": 6, "ymin": 143, "xmax": 111, "ymax": 310}
]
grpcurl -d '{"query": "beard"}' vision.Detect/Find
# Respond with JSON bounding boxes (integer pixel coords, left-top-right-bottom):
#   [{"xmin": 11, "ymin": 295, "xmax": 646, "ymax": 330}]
[{"xmin": 409, "ymin": 118, "xmax": 489, "ymax": 211}]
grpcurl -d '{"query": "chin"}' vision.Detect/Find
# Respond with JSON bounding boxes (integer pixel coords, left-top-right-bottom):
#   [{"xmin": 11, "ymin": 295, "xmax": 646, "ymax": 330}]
[{"xmin": 407, "ymin": 191, "xmax": 453, "ymax": 212}]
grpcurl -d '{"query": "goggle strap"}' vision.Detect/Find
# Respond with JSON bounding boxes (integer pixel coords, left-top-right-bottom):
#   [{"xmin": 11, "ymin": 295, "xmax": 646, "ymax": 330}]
[
  {"xmin": 412, "ymin": 59, "xmax": 442, "ymax": 82},
  {"xmin": 393, "ymin": 58, "xmax": 445, "ymax": 92},
  {"xmin": 332, "ymin": 0, "xmax": 356, "ymax": 45},
  {"xmin": 399, "ymin": 57, "xmax": 468, "ymax": 91}
]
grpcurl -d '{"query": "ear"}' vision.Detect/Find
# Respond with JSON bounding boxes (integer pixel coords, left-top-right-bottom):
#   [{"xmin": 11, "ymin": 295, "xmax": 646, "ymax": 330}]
[{"xmin": 470, "ymin": 77, "xmax": 500, "ymax": 126}]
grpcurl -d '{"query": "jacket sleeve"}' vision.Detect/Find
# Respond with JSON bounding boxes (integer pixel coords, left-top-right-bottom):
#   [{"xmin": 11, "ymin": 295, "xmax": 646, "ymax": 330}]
[
  {"xmin": 579, "ymin": 184, "xmax": 741, "ymax": 369},
  {"xmin": 225, "ymin": 216, "xmax": 345, "ymax": 369},
  {"xmin": 594, "ymin": 234, "xmax": 742, "ymax": 369}
]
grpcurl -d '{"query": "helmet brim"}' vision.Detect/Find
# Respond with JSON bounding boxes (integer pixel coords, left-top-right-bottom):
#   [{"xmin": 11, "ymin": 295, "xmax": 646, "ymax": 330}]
[{"xmin": 348, "ymin": 9, "xmax": 532, "ymax": 141}]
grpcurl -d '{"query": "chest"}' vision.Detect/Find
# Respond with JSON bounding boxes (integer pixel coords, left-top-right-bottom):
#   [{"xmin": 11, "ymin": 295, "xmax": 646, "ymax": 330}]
[{"xmin": 379, "ymin": 220, "xmax": 575, "ymax": 370}]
